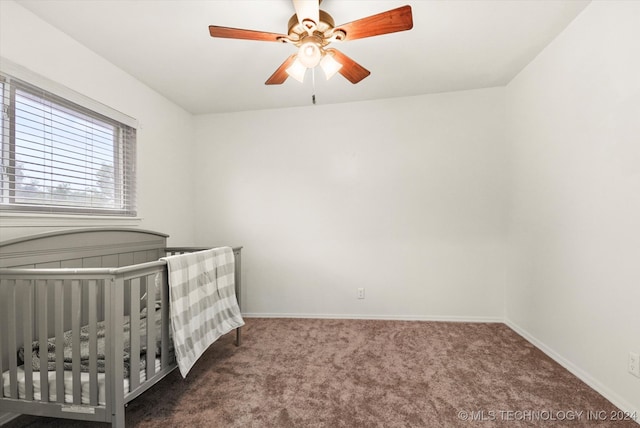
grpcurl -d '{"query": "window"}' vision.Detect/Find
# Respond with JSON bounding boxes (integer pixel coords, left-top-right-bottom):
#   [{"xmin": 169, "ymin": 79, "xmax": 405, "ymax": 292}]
[{"xmin": 1, "ymin": 73, "xmax": 136, "ymax": 216}]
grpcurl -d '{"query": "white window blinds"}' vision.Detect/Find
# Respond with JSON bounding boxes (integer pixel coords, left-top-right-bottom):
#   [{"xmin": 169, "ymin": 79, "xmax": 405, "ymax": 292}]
[{"xmin": 1, "ymin": 72, "xmax": 137, "ymax": 216}]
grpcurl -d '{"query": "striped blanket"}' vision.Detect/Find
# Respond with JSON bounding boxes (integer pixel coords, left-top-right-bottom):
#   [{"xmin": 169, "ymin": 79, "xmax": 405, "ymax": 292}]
[{"xmin": 162, "ymin": 247, "xmax": 244, "ymax": 377}]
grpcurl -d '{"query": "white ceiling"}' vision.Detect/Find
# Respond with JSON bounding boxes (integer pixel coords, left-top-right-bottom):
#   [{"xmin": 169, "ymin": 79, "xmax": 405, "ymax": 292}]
[{"xmin": 17, "ymin": 0, "xmax": 590, "ymax": 115}]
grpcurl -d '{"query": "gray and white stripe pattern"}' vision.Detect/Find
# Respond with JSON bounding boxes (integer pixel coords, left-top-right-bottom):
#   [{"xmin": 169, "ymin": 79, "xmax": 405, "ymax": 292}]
[{"xmin": 162, "ymin": 247, "xmax": 244, "ymax": 377}]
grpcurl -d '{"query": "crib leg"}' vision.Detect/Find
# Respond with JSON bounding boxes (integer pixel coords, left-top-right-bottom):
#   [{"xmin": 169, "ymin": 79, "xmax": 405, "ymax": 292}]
[
  {"xmin": 235, "ymin": 327, "xmax": 242, "ymax": 346},
  {"xmin": 112, "ymin": 409, "xmax": 125, "ymax": 428}
]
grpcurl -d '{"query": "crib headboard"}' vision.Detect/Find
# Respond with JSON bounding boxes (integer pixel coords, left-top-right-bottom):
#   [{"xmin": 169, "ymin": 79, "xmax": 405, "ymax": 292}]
[
  {"xmin": 0, "ymin": 228, "xmax": 170, "ymax": 377},
  {"xmin": 0, "ymin": 228, "xmax": 169, "ymax": 269}
]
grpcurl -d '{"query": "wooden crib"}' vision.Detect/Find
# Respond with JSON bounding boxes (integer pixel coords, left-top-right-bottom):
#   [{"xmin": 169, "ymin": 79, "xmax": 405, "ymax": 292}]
[{"xmin": 0, "ymin": 228, "xmax": 242, "ymax": 427}]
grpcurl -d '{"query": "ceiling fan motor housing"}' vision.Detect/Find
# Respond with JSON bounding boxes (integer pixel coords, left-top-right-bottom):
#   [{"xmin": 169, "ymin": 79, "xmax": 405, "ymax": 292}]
[{"xmin": 286, "ymin": 10, "xmax": 345, "ymax": 46}]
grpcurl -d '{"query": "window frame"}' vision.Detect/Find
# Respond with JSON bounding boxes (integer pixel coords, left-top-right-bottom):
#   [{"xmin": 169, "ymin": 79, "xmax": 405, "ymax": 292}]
[{"xmin": 0, "ymin": 71, "xmax": 137, "ymax": 217}]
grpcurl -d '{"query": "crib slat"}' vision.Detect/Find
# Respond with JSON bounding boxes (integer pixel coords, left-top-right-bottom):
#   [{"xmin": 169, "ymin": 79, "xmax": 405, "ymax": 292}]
[
  {"xmin": 103, "ymin": 279, "xmax": 114, "ymax": 419},
  {"xmin": 144, "ymin": 274, "xmax": 155, "ymax": 378},
  {"xmin": 7, "ymin": 280, "xmax": 18, "ymax": 399},
  {"xmin": 160, "ymin": 271, "xmax": 170, "ymax": 368},
  {"xmin": 22, "ymin": 281, "xmax": 34, "ymax": 401},
  {"xmin": 111, "ymin": 275, "xmax": 126, "ymax": 427},
  {"xmin": 54, "ymin": 280, "xmax": 65, "ymax": 403},
  {"xmin": 0, "ymin": 281, "xmax": 5, "ymax": 390},
  {"xmin": 71, "ymin": 279, "xmax": 82, "ymax": 404},
  {"xmin": 37, "ymin": 280, "xmax": 49, "ymax": 402},
  {"xmin": 235, "ymin": 249, "xmax": 242, "ymax": 346},
  {"xmin": 88, "ymin": 279, "xmax": 98, "ymax": 406},
  {"xmin": 130, "ymin": 277, "xmax": 141, "ymax": 391}
]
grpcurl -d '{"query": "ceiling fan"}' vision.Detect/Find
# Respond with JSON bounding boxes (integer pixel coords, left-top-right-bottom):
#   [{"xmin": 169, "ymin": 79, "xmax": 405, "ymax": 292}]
[{"xmin": 208, "ymin": 0, "xmax": 413, "ymax": 85}]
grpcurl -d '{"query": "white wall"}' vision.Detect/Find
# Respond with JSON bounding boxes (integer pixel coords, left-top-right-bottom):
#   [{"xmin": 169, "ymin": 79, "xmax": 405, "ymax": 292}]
[
  {"xmin": 505, "ymin": 0, "xmax": 640, "ymax": 416},
  {"xmin": 194, "ymin": 88, "xmax": 507, "ymax": 319},
  {"xmin": 3, "ymin": 0, "xmax": 637, "ymax": 419},
  {"xmin": 0, "ymin": 1, "xmax": 196, "ymax": 245}
]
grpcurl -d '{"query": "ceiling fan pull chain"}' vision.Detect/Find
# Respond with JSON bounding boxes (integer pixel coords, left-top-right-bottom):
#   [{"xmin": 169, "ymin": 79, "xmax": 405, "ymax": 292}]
[{"xmin": 312, "ymin": 67, "xmax": 316, "ymax": 105}]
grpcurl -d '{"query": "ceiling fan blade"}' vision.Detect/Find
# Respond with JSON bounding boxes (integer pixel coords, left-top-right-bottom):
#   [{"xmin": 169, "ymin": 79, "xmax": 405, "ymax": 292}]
[
  {"xmin": 328, "ymin": 49, "xmax": 370, "ymax": 84},
  {"xmin": 335, "ymin": 5, "xmax": 413, "ymax": 41},
  {"xmin": 265, "ymin": 54, "xmax": 298, "ymax": 85},
  {"xmin": 292, "ymin": 0, "xmax": 319, "ymax": 27},
  {"xmin": 209, "ymin": 25, "xmax": 288, "ymax": 42}
]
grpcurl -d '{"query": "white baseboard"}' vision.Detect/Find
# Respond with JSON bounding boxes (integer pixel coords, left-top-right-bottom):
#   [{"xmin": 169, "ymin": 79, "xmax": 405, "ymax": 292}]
[
  {"xmin": 505, "ymin": 318, "xmax": 640, "ymax": 426},
  {"xmin": 241, "ymin": 312, "xmax": 504, "ymax": 323}
]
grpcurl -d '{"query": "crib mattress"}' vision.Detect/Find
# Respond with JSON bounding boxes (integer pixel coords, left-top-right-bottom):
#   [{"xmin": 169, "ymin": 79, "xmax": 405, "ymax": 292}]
[{"xmin": 2, "ymin": 359, "xmax": 161, "ymax": 406}]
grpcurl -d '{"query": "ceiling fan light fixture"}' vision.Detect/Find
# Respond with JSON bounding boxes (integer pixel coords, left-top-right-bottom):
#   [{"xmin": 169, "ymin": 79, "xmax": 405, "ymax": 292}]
[
  {"xmin": 210, "ymin": 3, "xmax": 414, "ymax": 86},
  {"xmin": 320, "ymin": 51, "xmax": 342, "ymax": 80},
  {"xmin": 285, "ymin": 57, "xmax": 307, "ymax": 83},
  {"xmin": 297, "ymin": 40, "xmax": 322, "ymax": 68}
]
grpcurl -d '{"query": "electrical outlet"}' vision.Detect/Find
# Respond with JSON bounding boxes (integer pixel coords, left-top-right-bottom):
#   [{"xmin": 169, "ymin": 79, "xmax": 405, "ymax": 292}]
[
  {"xmin": 629, "ymin": 352, "xmax": 640, "ymax": 378},
  {"xmin": 357, "ymin": 288, "xmax": 365, "ymax": 299}
]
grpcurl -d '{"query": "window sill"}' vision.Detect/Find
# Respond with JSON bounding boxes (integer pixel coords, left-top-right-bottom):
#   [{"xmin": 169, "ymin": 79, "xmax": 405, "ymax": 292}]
[{"xmin": 0, "ymin": 212, "xmax": 142, "ymax": 228}]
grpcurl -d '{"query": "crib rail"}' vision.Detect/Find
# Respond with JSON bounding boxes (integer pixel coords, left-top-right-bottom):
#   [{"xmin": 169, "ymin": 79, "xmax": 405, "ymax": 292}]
[
  {"xmin": 1, "ymin": 273, "xmax": 111, "ymax": 415},
  {"xmin": 0, "ymin": 245, "xmax": 242, "ymax": 426},
  {"xmin": 0, "ymin": 260, "xmax": 173, "ymax": 423},
  {"xmin": 165, "ymin": 247, "xmax": 209, "ymax": 255}
]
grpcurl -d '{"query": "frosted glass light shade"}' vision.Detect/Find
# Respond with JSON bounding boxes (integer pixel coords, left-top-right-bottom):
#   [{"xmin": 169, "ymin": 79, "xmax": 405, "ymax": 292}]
[
  {"xmin": 297, "ymin": 41, "xmax": 322, "ymax": 68},
  {"xmin": 320, "ymin": 53, "xmax": 343, "ymax": 80},
  {"xmin": 286, "ymin": 58, "xmax": 307, "ymax": 83}
]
